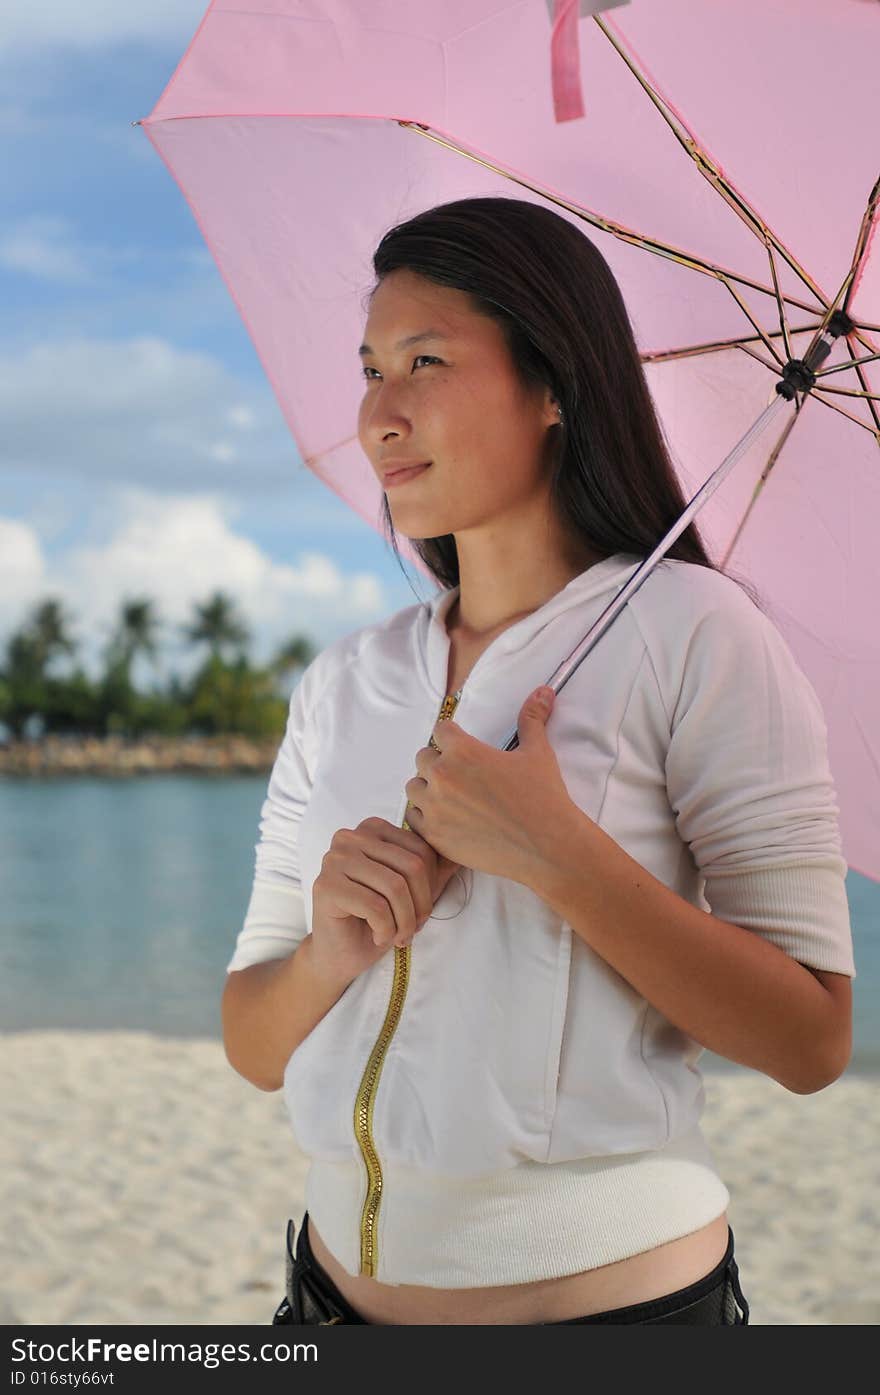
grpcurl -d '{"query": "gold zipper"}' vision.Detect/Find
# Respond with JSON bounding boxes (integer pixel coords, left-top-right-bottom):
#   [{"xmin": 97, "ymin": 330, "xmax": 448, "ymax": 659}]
[{"xmin": 353, "ymin": 688, "xmax": 463, "ymax": 1276}]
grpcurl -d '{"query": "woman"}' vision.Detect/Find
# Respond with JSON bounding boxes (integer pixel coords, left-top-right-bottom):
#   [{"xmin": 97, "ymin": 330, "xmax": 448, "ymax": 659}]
[{"xmin": 222, "ymin": 197, "xmax": 855, "ymax": 1325}]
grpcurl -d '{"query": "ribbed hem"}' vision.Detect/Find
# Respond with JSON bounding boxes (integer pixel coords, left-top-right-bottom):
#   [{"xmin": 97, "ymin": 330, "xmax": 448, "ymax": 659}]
[
  {"xmin": 304, "ymin": 1125, "xmax": 731, "ymax": 1287},
  {"xmin": 704, "ymin": 857, "xmax": 856, "ymax": 977},
  {"xmin": 225, "ymin": 882, "xmax": 307, "ymax": 972}
]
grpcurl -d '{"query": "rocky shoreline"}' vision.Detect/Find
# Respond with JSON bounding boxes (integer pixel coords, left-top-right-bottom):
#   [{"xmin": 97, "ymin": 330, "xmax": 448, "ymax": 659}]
[{"xmin": 0, "ymin": 734, "xmax": 279, "ymax": 777}]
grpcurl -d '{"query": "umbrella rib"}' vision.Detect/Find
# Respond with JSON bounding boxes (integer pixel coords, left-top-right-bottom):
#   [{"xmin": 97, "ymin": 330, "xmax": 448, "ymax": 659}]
[
  {"xmin": 840, "ymin": 335, "xmax": 880, "ymax": 436},
  {"xmin": 816, "ymin": 351, "xmax": 880, "ymax": 377},
  {"xmin": 841, "ymin": 172, "xmax": 880, "ymax": 319},
  {"xmin": 807, "ymin": 261, "xmax": 880, "ymax": 430},
  {"xmin": 718, "ymin": 278, "xmax": 784, "ymax": 366},
  {"xmin": 642, "ymin": 323, "xmax": 819, "ymax": 365},
  {"xmin": 397, "ymin": 122, "xmax": 825, "ymax": 319},
  {"xmin": 810, "ymin": 389, "xmax": 880, "ymax": 438},
  {"xmin": 717, "ymin": 399, "xmax": 803, "ymax": 573},
  {"xmin": 766, "ymin": 243, "xmax": 793, "ymax": 364},
  {"xmin": 812, "ymin": 384, "xmax": 880, "ymax": 402},
  {"xmin": 593, "ymin": 15, "xmax": 833, "ymax": 316},
  {"xmin": 735, "ymin": 343, "xmax": 786, "ymax": 375},
  {"xmin": 732, "ymin": 347, "xmax": 880, "ymax": 433},
  {"xmin": 826, "ymin": 261, "xmax": 873, "ymax": 359}
]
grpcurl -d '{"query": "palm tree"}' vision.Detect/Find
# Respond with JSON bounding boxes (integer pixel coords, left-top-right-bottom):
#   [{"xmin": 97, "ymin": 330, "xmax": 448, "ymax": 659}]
[
  {"xmin": 181, "ymin": 591, "xmax": 251, "ymax": 663},
  {"xmin": 104, "ymin": 597, "xmax": 161, "ymax": 682},
  {"xmin": 0, "ymin": 631, "xmax": 45, "ymax": 739},
  {"xmin": 269, "ymin": 634, "xmax": 316, "ymax": 686},
  {"xmin": 26, "ymin": 597, "xmax": 78, "ymax": 674},
  {"xmin": 0, "ymin": 598, "xmax": 78, "ymax": 738}
]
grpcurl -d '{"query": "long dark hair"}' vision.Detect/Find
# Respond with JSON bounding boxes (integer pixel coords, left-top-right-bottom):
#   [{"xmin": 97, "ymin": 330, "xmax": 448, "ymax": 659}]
[{"xmin": 366, "ymin": 195, "xmax": 764, "ymax": 612}]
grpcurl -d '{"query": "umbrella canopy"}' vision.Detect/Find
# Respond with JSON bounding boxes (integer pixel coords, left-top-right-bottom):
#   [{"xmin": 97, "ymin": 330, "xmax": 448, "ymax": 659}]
[{"xmin": 140, "ymin": 0, "xmax": 879, "ymax": 881}]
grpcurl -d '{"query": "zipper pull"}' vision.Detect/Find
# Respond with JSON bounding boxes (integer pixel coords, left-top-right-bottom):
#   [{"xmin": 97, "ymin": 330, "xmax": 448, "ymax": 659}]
[
  {"xmin": 438, "ymin": 691, "xmax": 461, "ymax": 720},
  {"xmin": 431, "ymin": 689, "xmax": 462, "ymax": 749}
]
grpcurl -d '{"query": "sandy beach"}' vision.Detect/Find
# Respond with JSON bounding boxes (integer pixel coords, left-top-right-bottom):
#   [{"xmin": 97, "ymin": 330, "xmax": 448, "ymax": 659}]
[{"xmin": 2, "ymin": 1031, "xmax": 877, "ymax": 1326}]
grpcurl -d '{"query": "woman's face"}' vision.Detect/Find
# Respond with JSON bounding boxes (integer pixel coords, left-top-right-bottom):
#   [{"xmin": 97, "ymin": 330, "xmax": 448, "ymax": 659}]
[{"xmin": 357, "ymin": 269, "xmax": 560, "ymax": 540}]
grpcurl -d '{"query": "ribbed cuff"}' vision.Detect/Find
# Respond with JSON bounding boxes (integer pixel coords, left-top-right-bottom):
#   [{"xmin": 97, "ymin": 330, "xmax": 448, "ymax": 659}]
[
  {"xmin": 226, "ymin": 882, "xmax": 308, "ymax": 972},
  {"xmin": 704, "ymin": 857, "xmax": 855, "ymax": 977}
]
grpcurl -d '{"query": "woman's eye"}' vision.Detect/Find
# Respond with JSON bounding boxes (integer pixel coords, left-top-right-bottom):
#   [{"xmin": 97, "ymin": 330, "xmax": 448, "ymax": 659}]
[{"xmin": 361, "ymin": 355, "xmax": 440, "ymax": 380}]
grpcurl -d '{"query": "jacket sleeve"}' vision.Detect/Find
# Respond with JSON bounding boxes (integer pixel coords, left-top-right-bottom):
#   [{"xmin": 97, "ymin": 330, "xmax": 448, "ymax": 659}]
[
  {"xmin": 663, "ymin": 596, "xmax": 856, "ymax": 978},
  {"xmin": 225, "ymin": 662, "xmax": 316, "ymax": 973}
]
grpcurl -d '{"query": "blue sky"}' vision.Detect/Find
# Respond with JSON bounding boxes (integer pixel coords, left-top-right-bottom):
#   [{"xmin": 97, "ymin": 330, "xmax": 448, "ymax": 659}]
[{"xmin": 1, "ymin": 2, "xmax": 424, "ymax": 689}]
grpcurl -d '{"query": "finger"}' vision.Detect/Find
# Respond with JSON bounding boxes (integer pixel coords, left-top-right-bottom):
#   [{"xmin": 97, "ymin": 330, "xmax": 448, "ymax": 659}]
[
  {"xmin": 320, "ymin": 873, "xmax": 397, "ymax": 944},
  {"xmin": 412, "ymin": 746, "xmax": 439, "ymax": 779},
  {"xmin": 357, "ymin": 816, "xmax": 434, "ymax": 862},
  {"xmin": 350, "ymin": 818, "xmax": 446, "ymax": 934},
  {"xmin": 359, "ymin": 833, "xmax": 436, "ymax": 923},
  {"xmin": 345, "ymin": 851, "xmax": 421, "ymax": 946}
]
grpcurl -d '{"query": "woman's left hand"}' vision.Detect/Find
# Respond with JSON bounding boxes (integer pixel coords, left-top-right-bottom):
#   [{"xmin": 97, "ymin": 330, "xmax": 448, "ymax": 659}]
[{"xmin": 403, "ymin": 686, "xmax": 578, "ymax": 885}]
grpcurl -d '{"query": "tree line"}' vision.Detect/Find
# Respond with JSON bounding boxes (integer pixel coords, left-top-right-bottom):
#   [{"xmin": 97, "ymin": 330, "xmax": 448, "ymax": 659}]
[{"xmin": 0, "ymin": 592, "xmax": 317, "ymax": 742}]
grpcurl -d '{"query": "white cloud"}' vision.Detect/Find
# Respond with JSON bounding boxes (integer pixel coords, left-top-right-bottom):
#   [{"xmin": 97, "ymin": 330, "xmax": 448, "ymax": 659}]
[
  {"xmin": 0, "ymin": 493, "xmax": 387, "ymax": 684},
  {"xmin": 0, "ymin": 215, "xmax": 181, "ymax": 286},
  {"xmin": 0, "ymin": 333, "xmax": 302, "ymax": 492},
  {"xmin": 226, "ymin": 404, "xmax": 256, "ymax": 430},
  {"xmin": 0, "ymin": 2, "xmax": 208, "ymax": 54},
  {"xmin": 22, "ymin": 494, "xmax": 72, "ymax": 544},
  {"xmin": 0, "ymin": 214, "xmax": 96, "ymax": 284},
  {"xmin": 0, "ymin": 517, "xmax": 45, "ymax": 608},
  {"xmin": 207, "ymin": 441, "xmax": 238, "ymax": 464}
]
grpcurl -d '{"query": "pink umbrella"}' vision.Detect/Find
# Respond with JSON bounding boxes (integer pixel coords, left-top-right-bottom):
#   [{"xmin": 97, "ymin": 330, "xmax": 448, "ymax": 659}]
[{"xmin": 137, "ymin": 0, "xmax": 879, "ymax": 890}]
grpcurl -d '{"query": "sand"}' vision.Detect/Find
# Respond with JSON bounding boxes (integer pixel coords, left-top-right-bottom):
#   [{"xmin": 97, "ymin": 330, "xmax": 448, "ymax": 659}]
[{"xmin": 2, "ymin": 1031, "xmax": 877, "ymax": 1326}]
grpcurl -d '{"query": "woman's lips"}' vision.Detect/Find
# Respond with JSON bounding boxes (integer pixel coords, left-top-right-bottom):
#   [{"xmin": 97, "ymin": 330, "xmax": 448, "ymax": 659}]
[{"xmin": 385, "ymin": 463, "xmax": 431, "ymax": 487}]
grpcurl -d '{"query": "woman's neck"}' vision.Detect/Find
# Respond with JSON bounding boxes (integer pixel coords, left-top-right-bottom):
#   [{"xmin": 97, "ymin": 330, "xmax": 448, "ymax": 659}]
[{"xmin": 449, "ymin": 545, "xmax": 604, "ymax": 640}]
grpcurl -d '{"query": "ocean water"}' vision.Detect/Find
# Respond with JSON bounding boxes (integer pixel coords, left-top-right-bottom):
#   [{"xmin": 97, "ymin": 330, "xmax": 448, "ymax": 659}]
[{"xmin": 0, "ymin": 775, "xmax": 877, "ymax": 1076}]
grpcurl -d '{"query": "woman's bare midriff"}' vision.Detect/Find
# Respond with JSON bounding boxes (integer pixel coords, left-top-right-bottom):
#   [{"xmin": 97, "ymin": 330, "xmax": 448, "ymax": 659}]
[{"xmin": 306, "ymin": 1210, "xmax": 730, "ymax": 1325}]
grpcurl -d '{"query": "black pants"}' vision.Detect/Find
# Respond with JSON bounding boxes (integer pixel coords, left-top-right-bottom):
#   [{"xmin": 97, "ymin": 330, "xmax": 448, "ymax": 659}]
[{"xmin": 272, "ymin": 1213, "xmax": 750, "ymax": 1326}]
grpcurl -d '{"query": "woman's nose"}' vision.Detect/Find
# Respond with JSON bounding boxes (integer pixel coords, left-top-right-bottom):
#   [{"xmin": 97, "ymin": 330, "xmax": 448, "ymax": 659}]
[{"xmin": 361, "ymin": 392, "xmax": 413, "ymax": 444}]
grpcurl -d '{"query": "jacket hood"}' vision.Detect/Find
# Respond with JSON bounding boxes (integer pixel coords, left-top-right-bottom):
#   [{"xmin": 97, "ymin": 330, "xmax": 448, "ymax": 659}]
[{"xmin": 418, "ymin": 551, "xmax": 643, "ymax": 698}]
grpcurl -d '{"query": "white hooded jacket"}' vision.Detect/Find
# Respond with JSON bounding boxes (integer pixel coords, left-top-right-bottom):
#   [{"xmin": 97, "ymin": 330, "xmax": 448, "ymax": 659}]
[{"xmin": 226, "ymin": 553, "xmax": 855, "ymax": 1286}]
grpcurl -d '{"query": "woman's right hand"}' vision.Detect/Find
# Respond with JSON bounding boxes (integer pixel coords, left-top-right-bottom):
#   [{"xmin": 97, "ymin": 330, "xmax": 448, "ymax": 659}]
[{"xmin": 310, "ymin": 816, "xmax": 462, "ymax": 984}]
